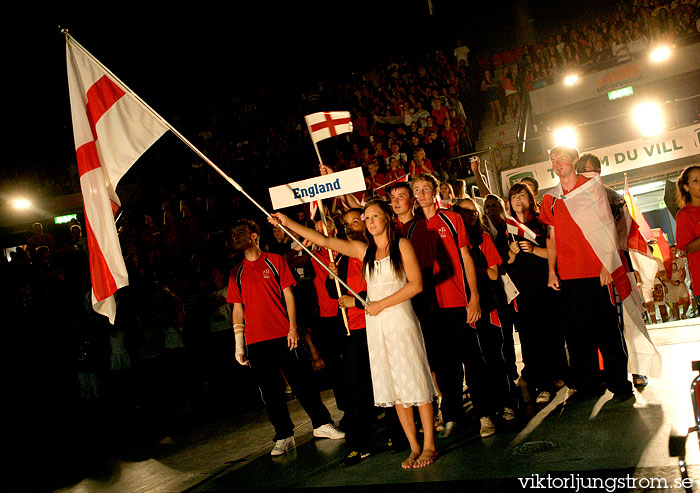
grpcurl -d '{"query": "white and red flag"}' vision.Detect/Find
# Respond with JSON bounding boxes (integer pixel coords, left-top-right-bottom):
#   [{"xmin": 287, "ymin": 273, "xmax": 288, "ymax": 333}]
[
  {"xmin": 304, "ymin": 111, "xmax": 353, "ymax": 144},
  {"xmin": 504, "ymin": 212, "xmax": 538, "ymax": 245},
  {"xmin": 66, "ymin": 35, "xmax": 168, "ymax": 323},
  {"xmin": 546, "ymin": 176, "xmax": 662, "ymax": 377}
]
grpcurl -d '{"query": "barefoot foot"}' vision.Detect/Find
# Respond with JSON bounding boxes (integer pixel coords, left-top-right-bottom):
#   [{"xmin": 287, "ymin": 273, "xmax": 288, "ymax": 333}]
[
  {"xmin": 414, "ymin": 448, "xmax": 439, "ymax": 468},
  {"xmin": 401, "ymin": 450, "xmax": 421, "ymax": 469}
]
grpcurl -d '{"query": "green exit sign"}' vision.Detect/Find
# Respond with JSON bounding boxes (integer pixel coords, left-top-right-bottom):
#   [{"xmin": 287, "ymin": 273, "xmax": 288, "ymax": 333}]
[
  {"xmin": 54, "ymin": 214, "xmax": 77, "ymax": 224},
  {"xmin": 608, "ymin": 86, "xmax": 634, "ymax": 100}
]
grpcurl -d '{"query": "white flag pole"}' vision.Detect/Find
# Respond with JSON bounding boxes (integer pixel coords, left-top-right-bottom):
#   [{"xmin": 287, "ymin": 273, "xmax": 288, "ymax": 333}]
[{"xmin": 63, "ymin": 30, "xmax": 367, "ymax": 307}]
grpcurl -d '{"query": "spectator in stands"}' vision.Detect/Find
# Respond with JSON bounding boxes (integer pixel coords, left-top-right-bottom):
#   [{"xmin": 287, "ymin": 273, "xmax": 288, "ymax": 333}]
[
  {"xmin": 480, "ymin": 70, "xmax": 504, "ymax": 125},
  {"xmin": 366, "ymin": 157, "xmax": 387, "ymax": 196},
  {"xmin": 432, "ymin": 99, "xmax": 449, "ymax": 127},
  {"xmin": 441, "ymin": 119, "xmax": 461, "ymax": 159},
  {"xmin": 69, "ymin": 224, "xmax": 88, "ymax": 252},
  {"xmin": 409, "ymin": 147, "xmax": 435, "ymax": 178},
  {"xmin": 386, "ymin": 156, "xmax": 407, "ymax": 184},
  {"xmin": 454, "ymin": 40, "xmax": 470, "ymax": 66},
  {"xmin": 27, "ymin": 222, "xmax": 56, "ymax": 258},
  {"xmin": 413, "ymin": 101, "xmax": 430, "ymax": 128},
  {"xmin": 387, "ymin": 143, "xmax": 408, "ymax": 168},
  {"xmin": 439, "ymin": 182, "xmax": 456, "ymax": 208},
  {"xmin": 612, "ymin": 31, "xmax": 633, "ymax": 62},
  {"xmin": 628, "ymin": 27, "xmax": 649, "ymax": 54},
  {"xmin": 453, "ymin": 179, "xmax": 468, "ymax": 200},
  {"xmin": 592, "ymin": 39, "xmax": 614, "ymax": 67},
  {"xmin": 499, "ymin": 67, "xmax": 520, "ymax": 122}
]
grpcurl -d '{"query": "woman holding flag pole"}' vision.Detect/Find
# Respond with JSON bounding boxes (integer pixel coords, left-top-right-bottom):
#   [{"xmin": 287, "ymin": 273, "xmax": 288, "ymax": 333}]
[
  {"xmin": 505, "ymin": 183, "xmax": 567, "ymax": 405},
  {"xmin": 268, "ymin": 200, "xmax": 439, "ymax": 469}
]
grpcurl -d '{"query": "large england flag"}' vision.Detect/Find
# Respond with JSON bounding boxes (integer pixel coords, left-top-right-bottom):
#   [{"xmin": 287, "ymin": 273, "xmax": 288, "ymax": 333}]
[
  {"xmin": 547, "ymin": 176, "xmax": 662, "ymax": 378},
  {"xmin": 66, "ymin": 35, "xmax": 168, "ymax": 323},
  {"xmin": 305, "ymin": 111, "xmax": 353, "ymax": 143}
]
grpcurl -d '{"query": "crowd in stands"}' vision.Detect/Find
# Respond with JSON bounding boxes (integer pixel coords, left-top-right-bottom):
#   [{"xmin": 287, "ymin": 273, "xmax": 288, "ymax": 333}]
[{"xmin": 511, "ymin": 0, "xmax": 700, "ymax": 91}]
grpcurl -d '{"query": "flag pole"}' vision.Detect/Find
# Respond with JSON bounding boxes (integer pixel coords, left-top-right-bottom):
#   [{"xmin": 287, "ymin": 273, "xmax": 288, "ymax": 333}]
[
  {"xmin": 62, "ymin": 30, "xmax": 367, "ymax": 307},
  {"xmin": 373, "ymin": 174, "xmax": 409, "ymax": 191},
  {"xmin": 310, "ymin": 140, "xmax": 351, "ymax": 335}
]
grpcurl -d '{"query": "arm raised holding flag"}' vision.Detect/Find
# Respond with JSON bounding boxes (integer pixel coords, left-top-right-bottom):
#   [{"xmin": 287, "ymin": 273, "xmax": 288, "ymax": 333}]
[{"xmin": 65, "ymin": 31, "xmax": 366, "ymax": 323}]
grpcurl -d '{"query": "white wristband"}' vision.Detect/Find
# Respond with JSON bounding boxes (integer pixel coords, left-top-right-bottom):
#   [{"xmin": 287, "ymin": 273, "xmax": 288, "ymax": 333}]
[{"xmin": 235, "ymin": 332, "xmax": 246, "ymax": 353}]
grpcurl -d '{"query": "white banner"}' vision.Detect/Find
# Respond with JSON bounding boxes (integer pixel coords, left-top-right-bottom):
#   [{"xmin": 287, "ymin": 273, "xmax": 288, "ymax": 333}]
[
  {"xmin": 502, "ymin": 123, "xmax": 700, "ymax": 193},
  {"xmin": 269, "ymin": 167, "xmax": 366, "ymax": 209}
]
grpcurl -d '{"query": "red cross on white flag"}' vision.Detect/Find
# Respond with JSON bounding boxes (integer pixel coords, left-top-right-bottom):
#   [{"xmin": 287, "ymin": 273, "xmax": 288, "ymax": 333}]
[
  {"xmin": 66, "ymin": 35, "xmax": 168, "ymax": 323},
  {"xmin": 304, "ymin": 111, "xmax": 353, "ymax": 144},
  {"xmin": 504, "ymin": 212, "xmax": 539, "ymax": 244}
]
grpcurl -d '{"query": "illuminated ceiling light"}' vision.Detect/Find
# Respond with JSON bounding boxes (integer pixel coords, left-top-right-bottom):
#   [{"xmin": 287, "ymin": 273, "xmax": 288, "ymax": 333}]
[
  {"xmin": 553, "ymin": 126, "xmax": 577, "ymax": 147},
  {"xmin": 12, "ymin": 198, "xmax": 31, "ymax": 210},
  {"xmin": 633, "ymin": 102, "xmax": 664, "ymax": 137},
  {"xmin": 650, "ymin": 45, "xmax": 671, "ymax": 62},
  {"xmin": 564, "ymin": 74, "xmax": 579, "ymax": 86}
]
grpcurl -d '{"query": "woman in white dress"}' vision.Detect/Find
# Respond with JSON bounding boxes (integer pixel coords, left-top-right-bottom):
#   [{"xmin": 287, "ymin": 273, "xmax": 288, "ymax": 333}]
[{"xmin": 269, "ymin": 199, "xmax": 438, "ymax": 469}]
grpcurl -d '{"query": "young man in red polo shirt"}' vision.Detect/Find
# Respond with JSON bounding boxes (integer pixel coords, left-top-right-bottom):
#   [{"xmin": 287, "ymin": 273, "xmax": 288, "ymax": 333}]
[
  {"xmin": 408, "ymin": 174, "xmax": 490, "ymax": 437},
  {"xmin": 540, "ymin": 146, "xmax": 633, "ymax": 405},
  {"xmin": 229, "ymin": 219, "xmax": 344, "ymax": 456}
]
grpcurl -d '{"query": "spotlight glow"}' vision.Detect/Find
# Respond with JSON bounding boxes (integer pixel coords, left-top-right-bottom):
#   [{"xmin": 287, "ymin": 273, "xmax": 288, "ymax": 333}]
[
  {"xmin": 553, "ymin": 127, "xmax": 577, "ymax": 147},
  {"xmin": 650, "ymin": 46, "xmax": 671, "ymax": 63},
  {"xmin": 564, "ymin": 74, "xmax": 579, "ymax": 86},
  {"xmin": 12, "ymin": 198, "xmax": 31, "ymax": 210},
  {"xmin": 633, "ymin": 102, "xmax": 664, "ymax": 136}
]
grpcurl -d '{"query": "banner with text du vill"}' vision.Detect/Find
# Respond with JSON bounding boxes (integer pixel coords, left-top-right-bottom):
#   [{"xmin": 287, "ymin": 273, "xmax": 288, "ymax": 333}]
[
  {"xmin": 269, "ymin": 167, "xmax": 366, "ymax": 209},
  {"xmin": 501, "ymin": 124, "xmax": 700, "ymax": 192}
]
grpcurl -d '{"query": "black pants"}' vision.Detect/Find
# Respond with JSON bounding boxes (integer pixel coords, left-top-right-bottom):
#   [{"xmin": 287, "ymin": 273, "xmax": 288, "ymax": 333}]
[
  {"xmin": 309, "ymin": 315, "xmax": 348, "ymax": 411},
  {"xmin": 460, "ymin": 311, "xmax": 519, "ymax": 418},
  {"xmin": 247, "ymin": 337, "xmax": 332, "ymax": 440},
  {"xmin": 425, "ymin": 307, "xmax": 467, "ymax": 423},
  {"xmin": 516, "ymin": 290, "xmax": 567, "ymax": 394},
  {"xmin": 340, "ymin": 327, "xmax": 375, "ymax": 451},
  {"xmin": 499, "ymin": 303, "xmax": 519, "ymax": 381},
  {"xmin": 560, "ymin": 278, "xmax": 632, "ymax": 396}
]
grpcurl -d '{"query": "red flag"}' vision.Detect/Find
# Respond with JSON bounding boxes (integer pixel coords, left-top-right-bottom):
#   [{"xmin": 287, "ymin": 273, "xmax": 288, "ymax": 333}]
[
  {"xmin": 304, "ymin": 111, "xmax": 353, "ymax": 143},
  {"xmin": 66, "ymin": 35, "xmax": 168, "ymax": 323}
]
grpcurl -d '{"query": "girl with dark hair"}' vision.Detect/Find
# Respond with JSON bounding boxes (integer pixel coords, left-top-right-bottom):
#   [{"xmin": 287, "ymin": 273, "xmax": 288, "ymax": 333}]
[
  {"xmin": 505, "ymin": 183, "xmax": 567, "ymax": 405},
  {"xmin": 675, "ymin": 166, "xmax": 700, "ymax": 308},
  {"xmin": 269, "ymin": 199, "xmax": 438, "ymax": 469}
]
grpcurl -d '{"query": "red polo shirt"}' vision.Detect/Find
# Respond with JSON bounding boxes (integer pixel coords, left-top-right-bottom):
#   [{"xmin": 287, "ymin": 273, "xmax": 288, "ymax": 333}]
[
  {"xmin": 311, "ymin": 248, "xmax": 339, "ymax": 318},
  {"xmin": 539, "ymin": 175, "xmax": 602, "ymax": 280},
  {"xmin": 408, "ymin": 210, "xmax": 471, "ymax": 308},
  {"xmin": 345, "ymin": 257, "xmax": 367, "ymax": 331},
  {"xmin": 480, "ymin": 231, "xmax": 502, "ymax": 268},
  {"xmin": 227, "ymin": 251, "xmax": 296, "ymax": 345},
  {"xmin": 675, "ymin": 203, "xmax": 700, "ymax": 291}
]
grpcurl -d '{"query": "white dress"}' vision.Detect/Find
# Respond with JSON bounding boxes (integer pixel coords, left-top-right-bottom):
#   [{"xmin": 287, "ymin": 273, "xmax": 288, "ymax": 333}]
[{"xmin": 365, "ymin": 256, "xmax": 437, "ymax": 408}]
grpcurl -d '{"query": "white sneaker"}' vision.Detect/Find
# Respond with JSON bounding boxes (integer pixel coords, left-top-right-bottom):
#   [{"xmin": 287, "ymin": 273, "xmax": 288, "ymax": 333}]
[
  {"xmin": 536, "ymin": 391, "xmax": 552, "ymax": 404},
  {"xmin": 313, "ymin": 423, "xmax": 345, "ymax": 439},
  {"xmin": 434, "ymin": 409, "xmax": 445, "ymax": 432},
  {"xmin": 502, "ymin": 407, "xmax": 516, "ymax": 421},
  {"xmin": 479, "ymin": 417, "xmax": 496, "ymax": 438},
  {"xmin": 271, "ymin": 436, "xmax": 295, "ymax": 456}
]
